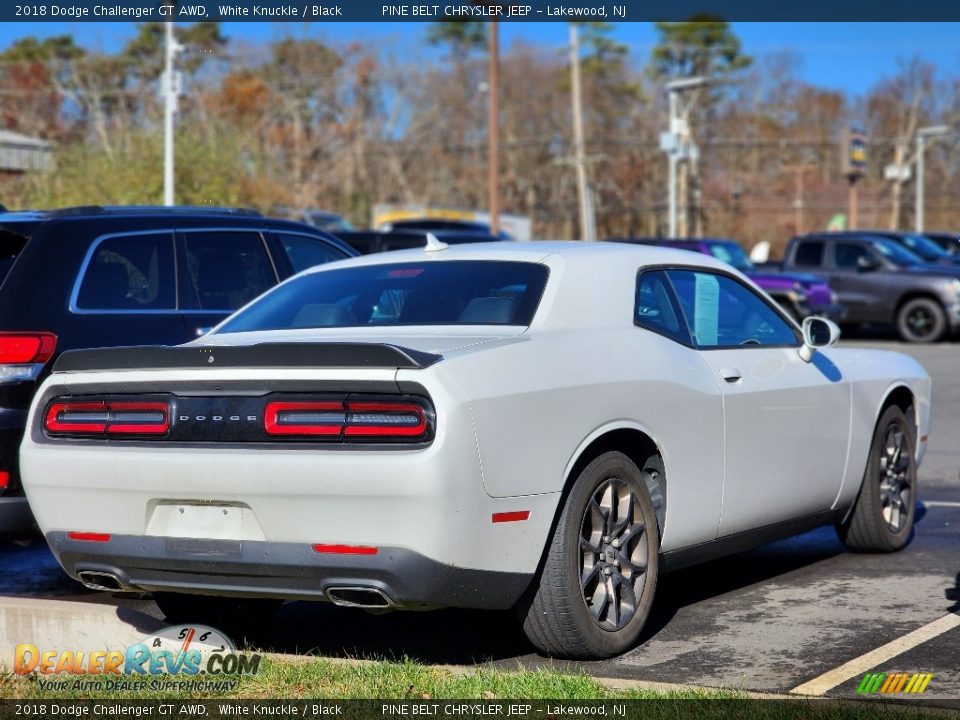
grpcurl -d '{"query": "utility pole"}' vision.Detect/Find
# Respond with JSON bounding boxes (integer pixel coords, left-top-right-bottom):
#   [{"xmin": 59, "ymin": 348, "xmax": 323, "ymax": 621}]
[
  {"xmin": 162, "ymin": 19, "xmax": 182, "ymax": 207},
  {"xmin": 915, "ymin": 125, "xmax": 950, "ymax": 233},
  {"xmin": 782, "ymin": 164, "xmax": 815, "ymax": 235},
  {"xmin": 568, "ymin": 24, "xmax": 593, "ymax": 242},
  {"xmin": 487, "ymin": 21, "xmax": 500, "ymax": 236}
]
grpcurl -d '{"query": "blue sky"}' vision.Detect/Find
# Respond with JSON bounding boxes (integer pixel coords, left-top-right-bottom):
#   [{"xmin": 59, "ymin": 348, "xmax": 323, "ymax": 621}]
[{"xmin": 0, "ymin": 22, "xmax": 958, "ymax": 94}]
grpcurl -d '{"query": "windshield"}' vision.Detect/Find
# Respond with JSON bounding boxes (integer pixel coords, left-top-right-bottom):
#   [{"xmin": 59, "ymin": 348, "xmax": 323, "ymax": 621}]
[
  {"xmin": 217, "ymin": 260, "xmax": 549, "ymax": 333},
  {"xmin": 871, "ymin": 239, "xmax": 924, "ymax": 267},
  {"xmin": 894, "ymin": 233, "xmax": 948, "ymax": 260},
  {"xmin": 708, "ymin": 242, "xmax": 753, "ymax": 271}
]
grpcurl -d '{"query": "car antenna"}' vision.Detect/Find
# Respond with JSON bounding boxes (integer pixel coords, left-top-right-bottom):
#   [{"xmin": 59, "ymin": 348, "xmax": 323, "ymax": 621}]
[{"xmin": 424, "ymin": 233, "xmax": 449, "ymax": 252}]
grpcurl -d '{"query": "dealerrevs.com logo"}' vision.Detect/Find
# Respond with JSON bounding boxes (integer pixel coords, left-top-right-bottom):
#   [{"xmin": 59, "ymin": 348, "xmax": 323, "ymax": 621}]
[
  {"xmin": 14, "ymin": 625, "xmax": 262, "ymax": 692},
  {"xmin": 856, "ymin": 672, "xmax": 934, "ymax": 695}
]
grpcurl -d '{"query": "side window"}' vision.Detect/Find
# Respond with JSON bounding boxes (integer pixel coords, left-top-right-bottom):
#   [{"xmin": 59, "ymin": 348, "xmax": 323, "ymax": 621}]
[
  {"xmin": 181, "ymin": 231, "xmax": 277, "ymax": 311},
  {"xmin": 76, "ymin": 233, "xmax": 175, "ymax": 310},
  {"xmin": 666, "ymin": 270, "xmax": 798, "ymax": 349},
  {"xmin": 276, "ymin": 233, "xmax": 349, "ymax": 274},
  {"xmin": 793, "ymin": 241, "xmax": 825, "ymax": 267},
  {"xmin": 835, "ymin": 242, "xmax": 869, "ymax": 269},
  {"xmin": 634, "ymin": 270, "xmax": 690, "ymax": 345}
]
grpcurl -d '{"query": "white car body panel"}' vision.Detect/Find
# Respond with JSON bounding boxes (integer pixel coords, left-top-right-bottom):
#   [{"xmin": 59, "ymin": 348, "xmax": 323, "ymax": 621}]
[{"xmin": 19, "ymin": 242, "xmax": 932, "ymax": 609}]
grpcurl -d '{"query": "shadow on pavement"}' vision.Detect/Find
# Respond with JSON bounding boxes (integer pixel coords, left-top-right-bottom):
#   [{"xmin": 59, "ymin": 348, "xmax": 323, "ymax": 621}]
[{"xmin": 236, "ymin": 526, "xmax": 849, "ymax": 666}]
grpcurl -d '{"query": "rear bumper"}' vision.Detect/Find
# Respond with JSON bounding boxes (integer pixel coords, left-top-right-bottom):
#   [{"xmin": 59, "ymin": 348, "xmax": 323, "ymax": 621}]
[{"xmin": 47, "ymin": 532, "xmax": 532, "ymax": 610}]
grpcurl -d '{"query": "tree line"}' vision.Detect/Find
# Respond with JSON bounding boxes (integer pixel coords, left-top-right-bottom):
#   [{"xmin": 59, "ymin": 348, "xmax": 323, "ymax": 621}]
[{"xmin": 1, "ymin": 20, "xmax": 958, "ymax": 251}]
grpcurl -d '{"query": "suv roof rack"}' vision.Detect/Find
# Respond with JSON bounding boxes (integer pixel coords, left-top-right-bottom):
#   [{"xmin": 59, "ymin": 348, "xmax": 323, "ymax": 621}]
[{"xmin": 47, "ymin": 205, "xmax": 263, "ymax": 218}]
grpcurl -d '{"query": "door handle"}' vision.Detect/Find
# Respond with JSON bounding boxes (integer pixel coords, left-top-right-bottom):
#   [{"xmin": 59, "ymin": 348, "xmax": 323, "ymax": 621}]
[{"xmin": 719, "ymin": 367, "xmax": 742, "ymax": 383}]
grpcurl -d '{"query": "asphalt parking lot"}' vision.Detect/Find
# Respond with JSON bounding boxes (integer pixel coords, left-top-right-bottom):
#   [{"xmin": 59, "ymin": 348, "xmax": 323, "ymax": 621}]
[{"xmin": 1, "ymin": 336, "xmax": 958, "ymax": 700}]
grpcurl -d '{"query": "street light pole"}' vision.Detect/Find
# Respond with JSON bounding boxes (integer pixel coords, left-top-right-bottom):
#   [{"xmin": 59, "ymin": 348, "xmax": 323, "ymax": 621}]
[
  {"xmin": 162, "ymin": 20, "xmax": 182, "ymax": 207},
  {"xmin": 663, "ymin": 77, "xmax": 708, "ymax": 238},
  {"xmin": 915, "ymin": 125, "xmax": 950, "ymax": 233}
]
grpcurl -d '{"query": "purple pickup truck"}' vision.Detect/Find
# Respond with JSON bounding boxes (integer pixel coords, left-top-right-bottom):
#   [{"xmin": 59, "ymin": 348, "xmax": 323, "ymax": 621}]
[{"xmin": 608, "ymin": 237, "xmax": 845, "ymax": 322}]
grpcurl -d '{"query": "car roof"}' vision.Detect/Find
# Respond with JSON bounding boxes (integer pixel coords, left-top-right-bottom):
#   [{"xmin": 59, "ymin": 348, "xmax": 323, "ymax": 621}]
[
  {"xmin": 0, "ymin": 205, "xmax": 263, "ymax": 222},
  {"xmin": 298, "ymin": 239, "xmax": 732, "ymax": 275}
]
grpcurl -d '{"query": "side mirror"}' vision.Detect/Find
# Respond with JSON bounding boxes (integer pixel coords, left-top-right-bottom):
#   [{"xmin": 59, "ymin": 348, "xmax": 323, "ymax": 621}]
[
  {"xmin": 798, "ymin": 316, "xmax": 841, "ymax": 362},
  {"xmin": 857, "ymin": 255, "xmax": 880, "ymax": 272}
]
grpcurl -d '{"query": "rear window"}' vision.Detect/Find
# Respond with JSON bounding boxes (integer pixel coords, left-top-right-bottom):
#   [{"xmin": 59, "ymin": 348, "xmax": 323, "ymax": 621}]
[
  {"xmin": 792, "ymin": 241, "xmax": 824, "ymax": 267},
  {"xmin": 216, "ymin": 260, "xmax": 549, "ymax": 333},
  {"xmin": 75, "ymin": 233, "xmax": 176, "ymax": 310}
]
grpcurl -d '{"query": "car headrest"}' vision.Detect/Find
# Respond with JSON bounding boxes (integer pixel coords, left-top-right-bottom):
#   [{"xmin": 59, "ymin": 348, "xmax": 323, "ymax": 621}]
[{"xmin": 458, "ymin": 297, "xmax": 518, "ymax": 324}]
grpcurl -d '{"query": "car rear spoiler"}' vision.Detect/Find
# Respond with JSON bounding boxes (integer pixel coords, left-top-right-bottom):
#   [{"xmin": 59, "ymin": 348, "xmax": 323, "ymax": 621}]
[{"xmin": 53, "ymin": 343, "xmax": 442, "ymax": 373}]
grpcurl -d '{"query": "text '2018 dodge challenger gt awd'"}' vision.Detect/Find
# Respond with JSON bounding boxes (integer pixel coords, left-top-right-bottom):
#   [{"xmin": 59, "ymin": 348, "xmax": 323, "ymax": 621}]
[{"xmin": 20, "ymin": 241, "xmax": 931, "ymax": 659}]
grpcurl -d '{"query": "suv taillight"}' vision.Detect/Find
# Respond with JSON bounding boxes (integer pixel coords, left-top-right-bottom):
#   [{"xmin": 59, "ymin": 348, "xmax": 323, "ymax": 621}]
[
  {"xmin": 265, "ymin": 399, "xmax": 428, "ymax": 440},
  {"xmin": 45, "ymin": 401, "xmax": 170, "ymax": 437},
  {"xmin": 0, "ymin": 332, "xmax": 57, "ymax": 383}
]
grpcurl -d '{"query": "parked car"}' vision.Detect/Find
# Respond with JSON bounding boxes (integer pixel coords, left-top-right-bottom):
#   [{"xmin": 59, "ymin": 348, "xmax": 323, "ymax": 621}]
[
  {"xmin": 608, "ymin": 237, "xmax": 844, "ymax": 322},
  {"xmin": 332, "ymin": 229, "xmax": 501, "ymax": 255},
  {"xmin": 922, "ymin": 231, "xmax": 960, "ymax": 255},
  {"xmin": 381, "ymin": 218, "xmax": 514, "ymax": 241},
  {"xmin": 779, "ymin": 233, "xmax": 960, "ymax": 342},
  {"xmin": 0, "ymin": 205, "xmax": 356, "ymax": 535},
  {"xmin": 22, "ymin": 242, "xmax": 930, "ymax": 659}
]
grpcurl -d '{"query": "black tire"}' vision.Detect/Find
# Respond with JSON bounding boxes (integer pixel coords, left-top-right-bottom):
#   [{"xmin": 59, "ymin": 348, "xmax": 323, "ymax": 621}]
[
  {"xmin": 837, "ymin": 405, "xmax": 917, "ymax": 552},
  {"xmin": 896, "ymin": 297, "xmax": 946, "ymax": 343},
  {"xmin": 517, "ymin": 451, "xmax": 659, "ymax": 659},
  {"xmin": 153, "ymin": 592, "xmax": 283, "ymax": 628}
]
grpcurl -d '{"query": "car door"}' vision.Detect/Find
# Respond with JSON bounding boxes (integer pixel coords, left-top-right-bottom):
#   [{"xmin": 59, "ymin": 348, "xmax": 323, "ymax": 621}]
[
  {"xmin": 826, "ymin": 241, "xmax": 890, "ymax": 323},
  {"xmin": 176, "ymin": 228, "xmax": 279, "ymax": 338},
  {"xmin": 634, "ymin": 270, "xmax": 725, "ymax": 546},
  {"xmin": 665, "ymin": 268, "xmax": 851, "ymax": 536}
]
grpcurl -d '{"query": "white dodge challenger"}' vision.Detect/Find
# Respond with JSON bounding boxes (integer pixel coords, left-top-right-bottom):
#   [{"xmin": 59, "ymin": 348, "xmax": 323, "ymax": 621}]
[{"xmin": 20, "ymin": 241, "xmax": 931, "ymax": 659}]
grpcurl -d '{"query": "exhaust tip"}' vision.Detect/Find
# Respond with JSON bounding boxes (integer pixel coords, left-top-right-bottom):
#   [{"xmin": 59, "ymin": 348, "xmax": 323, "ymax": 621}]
[
  {"xmin": 77, "ymin": 570, "xmax": 127, "ymax": 593},
  {"xmin": 326, "ymin": 586, "xmax": 393, "ymax": 609}
]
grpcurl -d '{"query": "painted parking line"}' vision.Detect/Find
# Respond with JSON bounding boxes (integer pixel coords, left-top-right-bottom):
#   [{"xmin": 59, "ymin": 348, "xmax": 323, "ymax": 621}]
[
  {"xmin": 789, "ymin": 612, "xmax": 960, "ymax": 696},
  {"xmin": 921, "ymin": 501, "xmax": 960, "ymax": 508}
]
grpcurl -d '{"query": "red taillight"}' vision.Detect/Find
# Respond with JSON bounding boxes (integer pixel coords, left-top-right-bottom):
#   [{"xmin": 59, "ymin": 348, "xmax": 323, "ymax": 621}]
[
  {"xmin": 312, "ymin": 543, "xmax": 378, "ymax": 555},
  {"xmin": 0, "ymin": 471, "xmax": 8, "ymax": 490},
  {"xmin": 0, "ymin": 332, "xmax": 57, "ymax": 364},
  {"xmin": 344, "ymin": 402, "xmax": 427, "ymax": 438},
  {"xmin": 67, "ymin": 532, "xmax": 111, "ymax": 542},
  {"xmin": 264, "ymin": 401, "xmax": 344, "ymax": 436},
  {"xmin": 45, "ymin": 401, "xmax": 169, "ymax": 436},
  {"xmin": 264, "ymin": 399, "xmax": 428, "ymax": 440}
]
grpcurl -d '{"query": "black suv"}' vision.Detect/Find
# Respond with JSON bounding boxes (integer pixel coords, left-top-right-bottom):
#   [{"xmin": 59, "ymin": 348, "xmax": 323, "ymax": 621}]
[{"xmin": 0, "ymin": 206, "xmax": 356, "ymax": 534}]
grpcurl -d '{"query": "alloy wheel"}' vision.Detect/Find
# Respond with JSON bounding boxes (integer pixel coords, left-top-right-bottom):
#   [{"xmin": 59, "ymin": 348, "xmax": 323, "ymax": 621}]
[
  {"xmin": 579, "ymin": 478, "xmax": 649, "ymax": 631},
  {"xmin": 879, "ymin": 424, "xmax": 912, "ymax": 532}
]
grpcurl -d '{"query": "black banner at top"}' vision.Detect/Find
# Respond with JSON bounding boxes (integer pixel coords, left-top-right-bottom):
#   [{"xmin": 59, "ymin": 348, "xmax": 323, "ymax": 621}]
[{"xmin": 6, "ymin": 0, "xmax": 960, "ymax": 21}]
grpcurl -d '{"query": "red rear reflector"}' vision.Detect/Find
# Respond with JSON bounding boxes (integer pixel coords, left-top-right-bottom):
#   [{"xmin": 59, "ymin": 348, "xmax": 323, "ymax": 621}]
[
  {"xmin": 0, "ymin": 332, "xmax": 57, "ymax": 364},
  {"xmin": 312, "ymin": 543, "xmax": 378, "ymax": 555},
  {"xmin": 45, "ymin": 401, "xmax": 169, "ymax": 436},
  {"xmin": 0, "ymin": 471, "xmax": 8, "ymax": 490},
  {"xmin": 344, "ymin": 402, "xmax": 427, "ymax": 437},
  {"xmin": 492, "ymin": 511, "xmax": 530, "ymax": 523},
  {"xmin": 67, "ymin": 532, "xmax": 111, "ymax": 542},
  {"xmin": 264, "ymin": 401, "xmax": 344, "ymax": 436}
]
